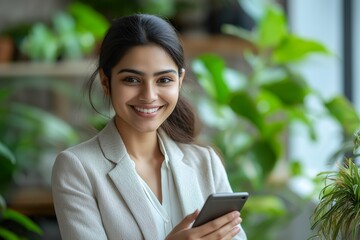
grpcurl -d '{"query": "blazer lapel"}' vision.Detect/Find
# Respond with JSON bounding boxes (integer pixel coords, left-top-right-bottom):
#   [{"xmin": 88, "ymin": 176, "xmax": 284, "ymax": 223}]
[
  {"xmin": 108, "ymin": 160, "xmax": 159, "ymax": 239},
  {"xmin": 98, "ymin": 120, "xmax": 159, "ymax": 239},
  {"xmin": 159, "ymin": 130, "xmax": 205, "ymax": 216}
]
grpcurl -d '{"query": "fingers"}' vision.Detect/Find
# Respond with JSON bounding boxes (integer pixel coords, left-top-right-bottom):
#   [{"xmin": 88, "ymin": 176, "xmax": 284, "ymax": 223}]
[
  {"xmin": 194, "ymin": 211, "xmax": 242, "ymax": 239},
  {"xmin": 172, "ymin": 209, "xmax": 199, "ymax": 232}
]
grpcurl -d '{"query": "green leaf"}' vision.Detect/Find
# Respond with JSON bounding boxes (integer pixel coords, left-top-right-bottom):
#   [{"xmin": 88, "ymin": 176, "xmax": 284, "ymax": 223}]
[
  {"xmin": 288, "ymin": 107, "xmax": 317, "ymax": 140},
  {"xmin": 0, "ymin": 195, "xmax": 6, "ymax": 211},
  {"xmin": 2, "ymin": 209, "xmax": 42, "ymax": 234},
  {"xmin": 261, "ymin": 78, "xmax": 309, "ymax": 106},
  {"xmin": 192, "ymin": 55, "xmax": 231, "ymax": 104},
  {"xmin": 221, "ymin": 24, "xmax": 256, "ymax": 43},
  {"xmin": 9, "ymin": 103, "xmax": 79, "ymax": 145},
  {"xmin": 243, "ymin": 194, "xmax": 286, "ymax": 216},
  {"xmin": 0, "ymin": 227, "xmax": 20, "ymax": 240},
  {"xmin": 325, "ymin": 96, "xmax": 360, "ymax": 137},
  {"xmin": 273, "ymin": 35, "xmax": 329, "ymax": 63},
  {"xmin": 0, "ymin": 142, "xmax": 15, "ymax": 165},
  {"xmin": 20, "ymin": 23, "xmax": 59, "ymax": 61},
  {"xmin": 258, "ymin": 4, "xmax": 287, "ymax": 48},
  {"xmin": 68, "ymin": 2, "xmax": 109, "ymax": 41},
  {"xmin": 0, "ymin": 142, "xmax": 16, "ymax": 193},
  {"xmin": 230, "ymin": 91, "xmax": 264, "ymax": 131},
  {"xmin": 247, "ymin": 139, "xmax": 278, "ymax": 176}
]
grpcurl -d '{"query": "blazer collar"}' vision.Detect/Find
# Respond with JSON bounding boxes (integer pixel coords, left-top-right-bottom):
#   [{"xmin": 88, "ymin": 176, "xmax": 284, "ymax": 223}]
[
  {"xmin": 158, "ymin": 130, "xmax": 204, "ymax": 216},
  {"xmin": 98, "ymin": 119, "xmax": 127, "ymax": 164},
  {"xmin": 98, "ymin": 120, "xmax": 159, "ymax": 239}
]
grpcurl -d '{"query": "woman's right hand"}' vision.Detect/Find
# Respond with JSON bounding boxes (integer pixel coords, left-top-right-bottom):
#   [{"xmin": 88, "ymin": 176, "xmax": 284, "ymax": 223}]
[{"xmin": 166, "ymin": 210, "xmax": 242, "ymax": 240}]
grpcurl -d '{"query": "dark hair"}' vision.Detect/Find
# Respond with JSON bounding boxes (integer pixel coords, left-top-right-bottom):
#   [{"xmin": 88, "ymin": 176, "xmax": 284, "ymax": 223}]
[{"xmin": 87, "ymin": 14, "xmax": 197, "ymax": 143}]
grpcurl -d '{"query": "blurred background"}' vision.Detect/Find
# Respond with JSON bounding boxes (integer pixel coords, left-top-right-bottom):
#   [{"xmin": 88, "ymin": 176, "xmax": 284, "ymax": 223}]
[{"xmin": 0, "ymin": 0, "xmax": 359, "ymax": 239}]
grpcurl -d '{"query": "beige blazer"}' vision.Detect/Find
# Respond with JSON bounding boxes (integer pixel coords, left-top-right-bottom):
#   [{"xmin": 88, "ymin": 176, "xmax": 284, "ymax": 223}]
[{"xmin": 52, "ymin": 120, "xmax": 247, "ymax": 240}]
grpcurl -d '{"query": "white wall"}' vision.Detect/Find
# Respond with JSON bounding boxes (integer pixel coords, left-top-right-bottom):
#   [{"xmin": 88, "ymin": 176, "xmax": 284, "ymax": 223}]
[
  {"xmin": 287, "ymin": 0, "xmax": 343, "ymax": 174},
  {"xmin": 354, "ymin": 0, "xmax": 360, "ymax": 113}
]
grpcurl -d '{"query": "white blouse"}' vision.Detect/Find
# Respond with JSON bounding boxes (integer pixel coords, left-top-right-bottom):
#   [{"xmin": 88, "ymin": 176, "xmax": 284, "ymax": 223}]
[{"xmin": 130, "ymin": 135, "xmax": 183, "ymax": 239}]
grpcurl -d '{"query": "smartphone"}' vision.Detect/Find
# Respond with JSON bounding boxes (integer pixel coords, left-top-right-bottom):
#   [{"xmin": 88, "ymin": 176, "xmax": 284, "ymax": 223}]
[{"xmin": 192, "ymin": 192, "xmax": 249, "ymax": 228}]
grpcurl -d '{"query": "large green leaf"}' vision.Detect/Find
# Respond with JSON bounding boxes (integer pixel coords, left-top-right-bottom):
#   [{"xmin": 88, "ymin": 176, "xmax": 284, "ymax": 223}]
[
  {"xmin": 273, "ymin": 35, "xmax": 329, "ymax": 63},
  {"xmin": 7, "ymin": 103, "xmax": 79, "ymax": 145},
  {"xmin": 325, "ymin": 96, "xmax": 360, "ymax": 137},
  {"xmin": 192, "ymin": 55, "xmax": 231, "ymax": 104},
  {"xmin": 247, "ymin": 139, "xmax": 279, "ymax": 177},
  {"xmin": 258, "ymin": 4, "xmax": 287, "ymax": 48},
  {"xmin": 230, "ymin": 91, "xmax": 264, "ymax": 131},
  {"xmin": 0, "ymin": 142, "xmax": 16, "ymax": 193},
  {"xmin": 2, "ymin": 209, "xmax": 42, "ymax": 235},
  {"xmin": 68, "ymin": 2, "xmax": 109, "ymax": 40},
  {"xmin": 0, "ymin": 142, "xmax": 15, "ymax": 165},
  {"xmin": 0, "ymin": 228, "xmax": 19, "ymax": 240},
  {"xmin": 261, "ymin": 78, "xmax": 309, "ymax": 106}
]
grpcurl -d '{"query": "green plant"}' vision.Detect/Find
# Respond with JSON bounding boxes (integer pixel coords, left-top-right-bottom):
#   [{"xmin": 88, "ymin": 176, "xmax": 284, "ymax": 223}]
[
  {"xmin": 0, "ymin": 141, "xmax": 43, "ymax": 240},
  {"xmin": 20, "ymin": 2, "xmax": 109, "ymax": 61},
  {"xmin": 310, "ymin": 131, "xmax": 360, "ymax": 240},
  {"xmin": 76, "ymin": 0, "xmax": 177, "ymax": 19},
  {"xmin": 0, "ymin": 83, "xmax": 79, "ymax": 184},
  {"xmin": 190, "ymin": 3, "xmax": 360, "ymax": 239}
]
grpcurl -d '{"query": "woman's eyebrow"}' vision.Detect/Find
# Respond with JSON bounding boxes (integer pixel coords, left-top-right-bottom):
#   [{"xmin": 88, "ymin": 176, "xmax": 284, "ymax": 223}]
[{"xmin": 117, "ymin": 68, "xmax": 177, "ymax": 76}]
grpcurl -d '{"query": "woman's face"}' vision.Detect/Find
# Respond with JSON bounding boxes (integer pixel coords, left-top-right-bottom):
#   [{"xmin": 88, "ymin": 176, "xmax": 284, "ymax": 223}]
[{"xmin": 100, "ymin": 44, "xmax": 184, "ymax": 136}]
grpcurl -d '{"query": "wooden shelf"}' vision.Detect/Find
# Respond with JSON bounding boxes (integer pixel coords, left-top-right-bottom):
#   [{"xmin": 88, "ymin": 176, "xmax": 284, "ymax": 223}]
[
  {"xmin": 0, "ymin": 34, "xmax": 252, "ymax": 78},
  {"xmin": 7, "ymin": 187, "xmax": 55, "ymax": 216},
  {"xmin": 0, "ymin": 60, "xmax": 96, "ymax": 78}
]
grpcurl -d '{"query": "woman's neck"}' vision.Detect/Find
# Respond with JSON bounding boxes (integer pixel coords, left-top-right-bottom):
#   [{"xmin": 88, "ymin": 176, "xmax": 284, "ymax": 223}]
[{"xmin": 115, "ymin": 122, "xmax": 162, "ymax": 163}]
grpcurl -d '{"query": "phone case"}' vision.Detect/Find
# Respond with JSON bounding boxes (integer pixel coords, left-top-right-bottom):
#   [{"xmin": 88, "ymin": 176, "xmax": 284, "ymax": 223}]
[{"xmin": 192, "ymin": 192, "xmax": 248, "ymax": 228}]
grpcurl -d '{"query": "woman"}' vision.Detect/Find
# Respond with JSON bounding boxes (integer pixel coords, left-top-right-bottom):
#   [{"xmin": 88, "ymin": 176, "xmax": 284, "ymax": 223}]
[{"xmin": 52, "ymin": 14, "xmax": 247, "ymax": 240}]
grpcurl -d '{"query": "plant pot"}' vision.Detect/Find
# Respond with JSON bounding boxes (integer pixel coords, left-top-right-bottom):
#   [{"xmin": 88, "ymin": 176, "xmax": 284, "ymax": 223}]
[{"xmin": 0, "ymin": 36, "xmax": 14, "ymax": 62}]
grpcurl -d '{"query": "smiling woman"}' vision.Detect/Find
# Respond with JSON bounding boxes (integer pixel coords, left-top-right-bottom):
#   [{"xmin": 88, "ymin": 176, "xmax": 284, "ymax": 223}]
[
  {"xmin": 51, "ymin": 14, "xmax": 247, "ymax": 240},
  {"xmin": 101, "ymin": 44, "xmax": 184, "ymax": 136}
]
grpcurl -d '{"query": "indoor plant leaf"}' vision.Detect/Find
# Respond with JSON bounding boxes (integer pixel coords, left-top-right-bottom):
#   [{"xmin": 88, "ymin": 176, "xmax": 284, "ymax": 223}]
[
  {"xmin": 222, "ymin": 24, "xmax": 256, "ymax": 43},
  {"xmin": 247, "ymin": 139, "xmax": 279, "ymax": 177},
  {"xmin": 261, "ymin": 77, "xmax": 309, "ymax": 106},
  {"xmin": 192, "ymin": 54, "xmax": 231, "ymax": 104},
  {"xmin": 2, "ymin": 209, "xmax": 42, "ymax": 234},
  {"xmin": 7, "ymin": 103, "xmax": 79, "ymax": 145},
  {"xmin": 325, "ymin": 96, "xmax": 360, "ymax": 137},
  {"xmin": 272, "ymin": 35, "xmax": 330, "ymax": 63},
  {"xmin": 0, "ymin": 142, "xmax": 16, "ymax": 193},
  {"xmin": 0, "ymin": 142, "xmax": 15, "ymax": 165},
  {"xmin": 230, "ymin": 91, "xmax": 264, "ymax": 132},
  {"xmin": 68, "ymin": 2, "xmax": 110, "ymax": 41},
  {"xmin": 0, "ymin": 227, "xmax": 19, "ymax": 240},
  {"xmin": 257, "ymin": 4, "xmax": 287, "ymax": 48}
]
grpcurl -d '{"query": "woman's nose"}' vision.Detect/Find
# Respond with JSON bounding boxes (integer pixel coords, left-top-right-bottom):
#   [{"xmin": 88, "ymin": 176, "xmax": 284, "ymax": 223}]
[{"xmin": 139, "ymin": 83, "xmax": 158, "ymax": 102}]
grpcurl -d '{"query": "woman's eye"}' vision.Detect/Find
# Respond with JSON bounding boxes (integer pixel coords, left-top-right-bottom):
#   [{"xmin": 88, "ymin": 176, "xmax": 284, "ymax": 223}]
[
  {"xmin": 158, "ymin": 77, "xmax": 173, "ymax": 84},
  {"xmin": 123, "ymin": 77, "xmax": 140, "ymax": 84}
]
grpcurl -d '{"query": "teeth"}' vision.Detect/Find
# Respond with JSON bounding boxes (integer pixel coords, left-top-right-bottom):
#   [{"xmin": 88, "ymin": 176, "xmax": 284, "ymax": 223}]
[{"xmin": 134, "ymin": 107, "xmax": 159, "ymax": 114}]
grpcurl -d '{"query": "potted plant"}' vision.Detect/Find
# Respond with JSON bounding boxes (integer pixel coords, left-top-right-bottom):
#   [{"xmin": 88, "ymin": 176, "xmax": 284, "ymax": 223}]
[{"xmin": 310, "ymin": 130, "xmax": 360, "ymax": 240}]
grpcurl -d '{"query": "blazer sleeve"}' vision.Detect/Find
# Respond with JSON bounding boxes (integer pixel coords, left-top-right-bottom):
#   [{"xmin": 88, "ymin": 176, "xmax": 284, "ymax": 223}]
[
  {"xmin": 208, "ymin": 147, "xmax": 248, "ymax": 240},
  {"xmin": 51, "ymin": 151, "xmax": 108, "ymax": 240}
]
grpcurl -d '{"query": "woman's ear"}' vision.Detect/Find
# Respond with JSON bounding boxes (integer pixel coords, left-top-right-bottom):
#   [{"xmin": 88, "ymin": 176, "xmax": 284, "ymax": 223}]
[
  {"xmin": 179, "ymin": 68, "xmax": 185, "ymax": 88},
  {"xmin": 99, "ymin": 68, "xmax": 110, "ymax": 96}
]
